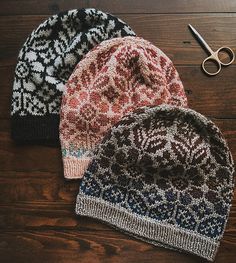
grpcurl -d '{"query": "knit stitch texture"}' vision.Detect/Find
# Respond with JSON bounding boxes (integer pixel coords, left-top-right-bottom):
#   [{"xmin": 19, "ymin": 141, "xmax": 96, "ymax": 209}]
[
  {"xmin": 60, "ymin": 36, "xmax": 188, "ymax": 179},
  {"xmin": 11, "ymin": 8, "xmax": 135, "ymax": 144},
  {"xmin": 76, "ymin": 105, "xmax": 235, "ymax": 261}
]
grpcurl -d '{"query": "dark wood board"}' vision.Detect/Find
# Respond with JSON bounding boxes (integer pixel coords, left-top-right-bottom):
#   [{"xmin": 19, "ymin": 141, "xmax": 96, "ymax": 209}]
[
  {"xmin": 1, "ymin": 14, "xmax": 236, "ymax": 66},
  {"xmin": 0, "ymin": 1, "xmax": 235, "ymax": 262},
  {"xmin": 1, "ymin": 0, "xmax": 236, "ymax": 15}
]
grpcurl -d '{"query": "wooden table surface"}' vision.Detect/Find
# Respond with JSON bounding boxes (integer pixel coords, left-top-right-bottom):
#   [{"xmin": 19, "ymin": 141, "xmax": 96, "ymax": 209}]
[{"xmin": 0, "ymin": 1, "xmax": 236, "ymax": 262}]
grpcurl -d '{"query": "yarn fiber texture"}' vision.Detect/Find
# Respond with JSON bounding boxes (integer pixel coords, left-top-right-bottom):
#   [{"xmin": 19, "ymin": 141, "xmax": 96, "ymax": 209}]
[
  {"xmin": 60, "ymin": 36, "xmax": 188, "ymax": 179},
  {"xmin": 76, "ymin": 105, "xmax": 235, "ymax": 261},
  {"xmin": 11, "ymin": 8, "xmax": 135, "ymax": 144}
]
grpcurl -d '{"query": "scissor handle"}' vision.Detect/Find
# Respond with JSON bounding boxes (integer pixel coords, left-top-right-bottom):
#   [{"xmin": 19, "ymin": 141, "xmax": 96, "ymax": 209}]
[
  {"xmin": 202, "ymin": 55, "xmax": 221, "ymax": 76},
  {"xmin": 215, "ymin": 46, "xmax": 235, "ymax": 66},
  {"xmin": 202, "ymin": 46, "xmax": 235, "ymax": 76}
]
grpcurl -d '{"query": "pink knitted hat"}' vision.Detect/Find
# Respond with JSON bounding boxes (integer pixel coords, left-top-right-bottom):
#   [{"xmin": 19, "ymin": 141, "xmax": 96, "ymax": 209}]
[{"xmin": 60, "ymin": 36, "xmax": 188, "ymax": 179}]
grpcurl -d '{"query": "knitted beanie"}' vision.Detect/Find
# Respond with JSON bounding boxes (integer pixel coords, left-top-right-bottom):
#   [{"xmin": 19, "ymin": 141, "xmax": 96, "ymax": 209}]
[
  {"xmin": 11, "ymin": 8, "xmax": 135, "ymax": 144},
  {"xmin": 76, "ymin": 105, "xmax": 234, "ymax": 261},
  {"xmin": 60, "ymin": 36, "xmax": 188, "ymax": 179}
]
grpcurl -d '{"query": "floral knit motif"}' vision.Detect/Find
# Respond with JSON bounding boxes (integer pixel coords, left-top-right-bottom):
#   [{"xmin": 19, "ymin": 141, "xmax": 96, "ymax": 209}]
[
  {"xmin": 76, "ymin": 105, "xmax": 235, "ymax": 261},
  {"xmin": 11, "ymin": 8, "xmax": 135, "ymax": 143},
  {"xmin": 60, "ymin": 36, "xmax": 188, "ymax": 179}
]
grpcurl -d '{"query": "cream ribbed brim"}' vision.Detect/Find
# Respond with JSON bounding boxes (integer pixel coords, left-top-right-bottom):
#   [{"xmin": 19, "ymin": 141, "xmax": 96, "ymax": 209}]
[{"xmin": 63, "ymin": 156, "xmax": 92, "ymax": 179}]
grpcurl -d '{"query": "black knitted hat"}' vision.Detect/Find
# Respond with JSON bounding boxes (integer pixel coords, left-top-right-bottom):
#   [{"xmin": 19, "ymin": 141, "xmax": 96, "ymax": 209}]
[
  {"xmin": 11, "ymin": 8, "xmax": 136, "ymax": 144},
  {"xmin": 76, "ymin": 105, "xmax": 234, "ymax": 261}
]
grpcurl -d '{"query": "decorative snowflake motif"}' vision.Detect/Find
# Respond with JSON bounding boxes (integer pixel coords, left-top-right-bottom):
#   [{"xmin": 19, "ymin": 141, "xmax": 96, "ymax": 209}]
[
  {"xmin": 12, "ymin": 9, "xmax": 136, "ymax": 118},
  {"xmin": 15, "ymin": 61, "xmax": 30, "ymax": 79},
  {"xmin": 39, "ymin": 47, "xmax": 57, "ymax": 64}
]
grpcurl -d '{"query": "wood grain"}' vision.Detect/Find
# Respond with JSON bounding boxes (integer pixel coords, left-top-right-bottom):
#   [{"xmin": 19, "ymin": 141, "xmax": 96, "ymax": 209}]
[
  {"xmin": 1, "ymin": 0, "xmax": 236, "ymax": 15},
  {"xmin": 1, "ymin": 65, "xmax": 236, "ymax": 119},
  {"xmin": 89, "ymin": 0, "xmax": 236, "ymax": 14},
  {"xmin": 0, "ymin": 230, "xmax": 235, "ymax": 263},
  {"xmin": 0, "ymin": 118, "xmax": 235, "ymax": 173},
  {"xmin": 0, "ymin": 182, "xmax": 235, "ymax": 229},
  {"xmin": 0, "ymin": 230, "xmax": 208, "ymax": 263},
  {"xmin": 0, "ymin": 1, "xmax": 236, "ymax": 262},
  {"xmin": 1, "ymin": 14, "xmax": 236, "ymax": 66}
]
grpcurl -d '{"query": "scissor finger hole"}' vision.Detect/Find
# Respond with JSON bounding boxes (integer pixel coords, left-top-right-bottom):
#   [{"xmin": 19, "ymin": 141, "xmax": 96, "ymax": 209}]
[
  {"xmin": 217, "ymin": 48, "xmax": 234, "ymax": 65},
  {"xmin": 203, "ymin": 59, "xmax": 220, "ymax": 75}
]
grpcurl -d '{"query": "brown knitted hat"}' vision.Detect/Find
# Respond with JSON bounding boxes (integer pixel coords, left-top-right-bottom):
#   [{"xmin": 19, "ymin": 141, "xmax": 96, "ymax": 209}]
[{"xmin": 76, "ymin": 105, "xmax": 235, "ymax": 261}]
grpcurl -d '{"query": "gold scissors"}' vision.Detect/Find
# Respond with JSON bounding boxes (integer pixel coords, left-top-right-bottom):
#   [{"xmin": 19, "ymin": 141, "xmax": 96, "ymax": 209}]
[{"xmin": 188, "ymin": 24, "xmax": 235, "ymax": 76}]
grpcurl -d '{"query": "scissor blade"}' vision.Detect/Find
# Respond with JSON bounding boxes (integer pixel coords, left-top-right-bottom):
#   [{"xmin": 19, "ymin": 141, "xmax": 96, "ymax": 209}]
[{"xmin": 188, "ymin": 24, "xmax": 214, "ymax": 55}]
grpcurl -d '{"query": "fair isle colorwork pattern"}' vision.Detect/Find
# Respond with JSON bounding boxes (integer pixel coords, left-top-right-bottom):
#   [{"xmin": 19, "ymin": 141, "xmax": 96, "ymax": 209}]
[
  {"xmin": 76, "ymin": 105, "xmax": 235, "ymax": 261},
  {"xmin": 11, "ymin": 8, "xmax": 135, "ymax": 144},
  {"xmin": 60, "ymin": 36, "xmax": 188, "ymax": 179}
]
